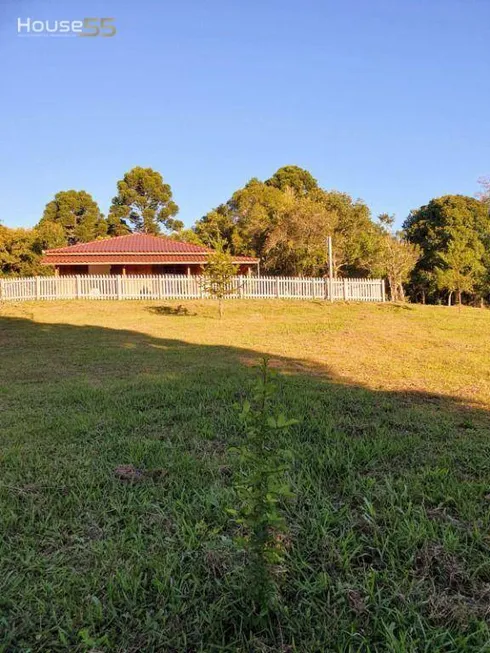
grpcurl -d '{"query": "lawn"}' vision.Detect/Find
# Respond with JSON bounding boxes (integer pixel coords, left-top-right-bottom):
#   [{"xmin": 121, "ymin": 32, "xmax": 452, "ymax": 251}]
[{"xmin": 1, "ymin": 300, "xmax": 490, "ymax": 652}]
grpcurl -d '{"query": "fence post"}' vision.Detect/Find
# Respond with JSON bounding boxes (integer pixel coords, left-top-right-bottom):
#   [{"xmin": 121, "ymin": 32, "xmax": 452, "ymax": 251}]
[
  {"xmin": 381, "ymin": 279, "xmax": 386, "ymax": 303},
  {"xmin": 117, "ymin": 275, "xmax": 122, "ymax": 300},
  {"xmin": 275, "ymin": 277, "xmax": 280, "ymax": 299},
  {"xmin": 76, "ymin": 275, "xmax": 81, "ymax": 299},
  {"xmin": 0, "ymin": 278, "xmax": 4, "ymax": 302},
  {"xmin": 35, "ymin": 276, "xmax": 41, "ymax": 300},
  {"xmin": 343, "ymin": 278, "xmax": 348, "ymax": 301}
]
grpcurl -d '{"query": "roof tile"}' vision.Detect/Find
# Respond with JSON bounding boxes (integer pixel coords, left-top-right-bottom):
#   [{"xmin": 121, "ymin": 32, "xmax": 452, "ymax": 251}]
[
  {"xmin": 42, "ymin": 233, "xmax": 259, "ymax": 266},
  {"xmin": 42, "ymin": 254, "xmax": 258, "ymax": 265},
  {"xmin": 46, "ymin": 233, "xmax": 212, "ymax": 254}
]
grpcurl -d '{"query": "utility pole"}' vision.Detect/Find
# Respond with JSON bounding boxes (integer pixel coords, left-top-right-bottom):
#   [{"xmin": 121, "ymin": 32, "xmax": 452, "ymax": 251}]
[{"xmin": 327, "ymin": 235, "xmax": 333, "ymax": 302}]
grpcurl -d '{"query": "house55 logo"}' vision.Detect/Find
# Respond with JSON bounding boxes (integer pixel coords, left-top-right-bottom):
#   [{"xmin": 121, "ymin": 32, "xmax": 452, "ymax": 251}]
[{"xmin": 17, "ymin": 17, "xmax": 116, "ymax": 37}]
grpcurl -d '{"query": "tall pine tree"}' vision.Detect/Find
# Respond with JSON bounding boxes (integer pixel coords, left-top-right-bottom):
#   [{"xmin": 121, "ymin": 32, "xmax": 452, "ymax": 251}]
[
  {"xmin": 108, "ymin": 167, "xmax": 181, "ymax": 235},
  {"xmin": 37, "ymin": 190, "xmax": 107, "ymax": 245}
]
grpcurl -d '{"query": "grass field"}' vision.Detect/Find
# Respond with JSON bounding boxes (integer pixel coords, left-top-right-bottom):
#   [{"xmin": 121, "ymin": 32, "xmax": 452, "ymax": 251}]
[{"xmin": 1, "ymin": 300, "xmax": 490, "ymax": 652}]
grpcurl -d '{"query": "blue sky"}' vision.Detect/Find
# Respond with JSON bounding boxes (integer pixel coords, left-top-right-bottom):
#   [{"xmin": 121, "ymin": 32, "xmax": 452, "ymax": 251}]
[{"xmin": 0, "ymin": 0, "xmax": 488, "ymax": 230}]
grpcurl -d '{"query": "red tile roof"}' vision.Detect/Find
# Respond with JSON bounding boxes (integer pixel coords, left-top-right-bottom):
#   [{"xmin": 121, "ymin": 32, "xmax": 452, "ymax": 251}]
[
  {"xmin": 45, "ymin": 233, "xmax": 212, "ymax": 254},
  {"xmin": 43, "ymin": 254, "xmax": 258, "ymax": 264},
  {"xmin": 42, "ymin": 233, "xmax": 259, "ymax": 266}
]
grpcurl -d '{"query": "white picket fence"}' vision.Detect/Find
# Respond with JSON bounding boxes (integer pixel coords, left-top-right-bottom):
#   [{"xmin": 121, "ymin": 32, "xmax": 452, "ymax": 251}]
[{"xmin": 0, "ymin": 275, "xmax": 385, "ymax": 302}]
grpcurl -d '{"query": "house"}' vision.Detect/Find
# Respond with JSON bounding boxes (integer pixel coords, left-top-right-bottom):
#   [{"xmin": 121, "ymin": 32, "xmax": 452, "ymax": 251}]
[{"xmin": 41, "ymin": 233, "xmax": 259, "ymax": 276}]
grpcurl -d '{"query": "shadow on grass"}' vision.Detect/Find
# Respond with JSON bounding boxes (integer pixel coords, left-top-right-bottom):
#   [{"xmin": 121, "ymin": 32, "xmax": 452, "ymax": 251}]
[
  {"xmin": 146, "ymin": 304, "xmax": 196, "ymax": 316},
  {"xmin": 383, "ymin": 302, "xmax": 416, "ymax": 311},
  {"xmin": 1, "ymin": 314, "xmax": 490, "ymax": 652}
]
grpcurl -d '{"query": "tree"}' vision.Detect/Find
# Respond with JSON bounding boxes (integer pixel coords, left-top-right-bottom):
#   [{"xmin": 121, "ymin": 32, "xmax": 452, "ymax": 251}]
[
  {"xmin": 265, "ymin": 165, "xmax": 318, "ymax": 195},
  {"xmin": 382, "ymin": 237, "xmax": 420, "ymax": 302},
  {"xmin": 227, "ymin": 179, "xmax": 287, "ymax": 262},
  {"xmin": 37, "ymin": 190, "xmax": 107, "ymax": 245},
  {"xmin": 403, "ymin": 195, "xmax": 490, "ymax": 303},
  {"xmin": 0, "ymin": 225, "xmax": 45, "ymax": 276},
  {"xmin": 315, "ymin": 191, "xmax": 380, "ymax": 277},
  {"xmin": 435, "ymin": 232, "xmax": 485, "ymax": 305},
  {"xmin": 477, "ymin": 177, "xmax": 490, "ymax": 208},
  {"xmin": 194, "ymin": 167, "xmax": 380, "ymax": 277},
  {"xmin": 229, "ymin": 357, "xmax": 296, "ymax": 618},
  {"xmin": 263, "ymin": 188, "xmax": 335, "ymax": 275},
  {"xmin": 202, "ymin": 239, "xmax": 238, "ymax": 319},
  {"xmin": 106, "ymin": 211, "xmax": 131, "ymax": 237},
  {"xmin": 109, "ymin": 167, "xmax": 182, "ymax": 235},
  {"xmin": 370, "ymin": 216, "xmax": 420, "ymax": 301},
  {"xmin": 194, "ymin": 205, "xmax": 238, "ymax": 250},
  {"xmin": 476, "ymin": 181, "xmax": 490, "ymax": 303},
  {"xmin": 169, "ymin": 228, "xmax": 205, "ymax": 246},
  {"xmin": 35, "ymin": 220, "xmax": 67, "ymax": 250},
  {"xmin": 406, "ymin": 267, "xmax": 437, "ymax": 304}
]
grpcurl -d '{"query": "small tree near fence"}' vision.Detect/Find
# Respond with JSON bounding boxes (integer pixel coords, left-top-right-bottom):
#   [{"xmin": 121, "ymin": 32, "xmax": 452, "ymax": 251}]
[{"xmin": 201, "ymin": 239, "xmax": 239, "ymax": 318}]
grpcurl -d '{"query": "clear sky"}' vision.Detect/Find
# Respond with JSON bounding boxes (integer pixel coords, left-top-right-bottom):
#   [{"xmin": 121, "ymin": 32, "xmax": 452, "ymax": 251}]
[{"xmin": 0, "ymin": 0, "xmax": 489, "ymax": 230}]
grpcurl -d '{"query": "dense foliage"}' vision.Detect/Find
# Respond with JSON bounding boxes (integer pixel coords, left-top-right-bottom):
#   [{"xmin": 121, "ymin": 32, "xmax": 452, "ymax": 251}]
[
  {"xmin": 37, "ymin": 190, "xmax": 107, "ymax": 246},
  {"xmin": 403, "ymin": 195, "xmax": 490, "ymax": 304},
  {"xmin": 0, "ymin": 225, "xmax": 46, "ymax": 276},
  {"xmin": 193, "ymin": 167, "xmax": 383, "ymax": 277}
]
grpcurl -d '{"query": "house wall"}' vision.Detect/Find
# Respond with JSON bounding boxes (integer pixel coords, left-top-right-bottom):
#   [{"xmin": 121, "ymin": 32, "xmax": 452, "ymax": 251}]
[
  {"xmin": 88, "ymin": 264, "xmax": 111, "ymax": 275},
  {"xmin": 57, "ymin": 264, "xmax": 208, "ymax": 276},
  {"xmin": 57, "ymin": 265, "xmax": 88, "ymax": 276},
  {"xmin": 238, "ymin": 264, "xmax": 254, "ymax": 275},
  {"xmin": 114, "ymin": 264, "xmax": 205, "ymax": 275}
]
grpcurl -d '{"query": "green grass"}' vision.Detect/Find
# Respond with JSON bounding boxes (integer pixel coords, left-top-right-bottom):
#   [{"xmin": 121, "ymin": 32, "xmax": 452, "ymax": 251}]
[{"xmin": 1, "ymin": 300, "xmax": 490, "ymax": 651}]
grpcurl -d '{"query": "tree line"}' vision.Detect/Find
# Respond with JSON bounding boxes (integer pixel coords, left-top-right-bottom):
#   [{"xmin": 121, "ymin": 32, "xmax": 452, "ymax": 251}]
[{"xmin": 1, "ymin": 165, "xmax": 489, "ymax": 304}]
